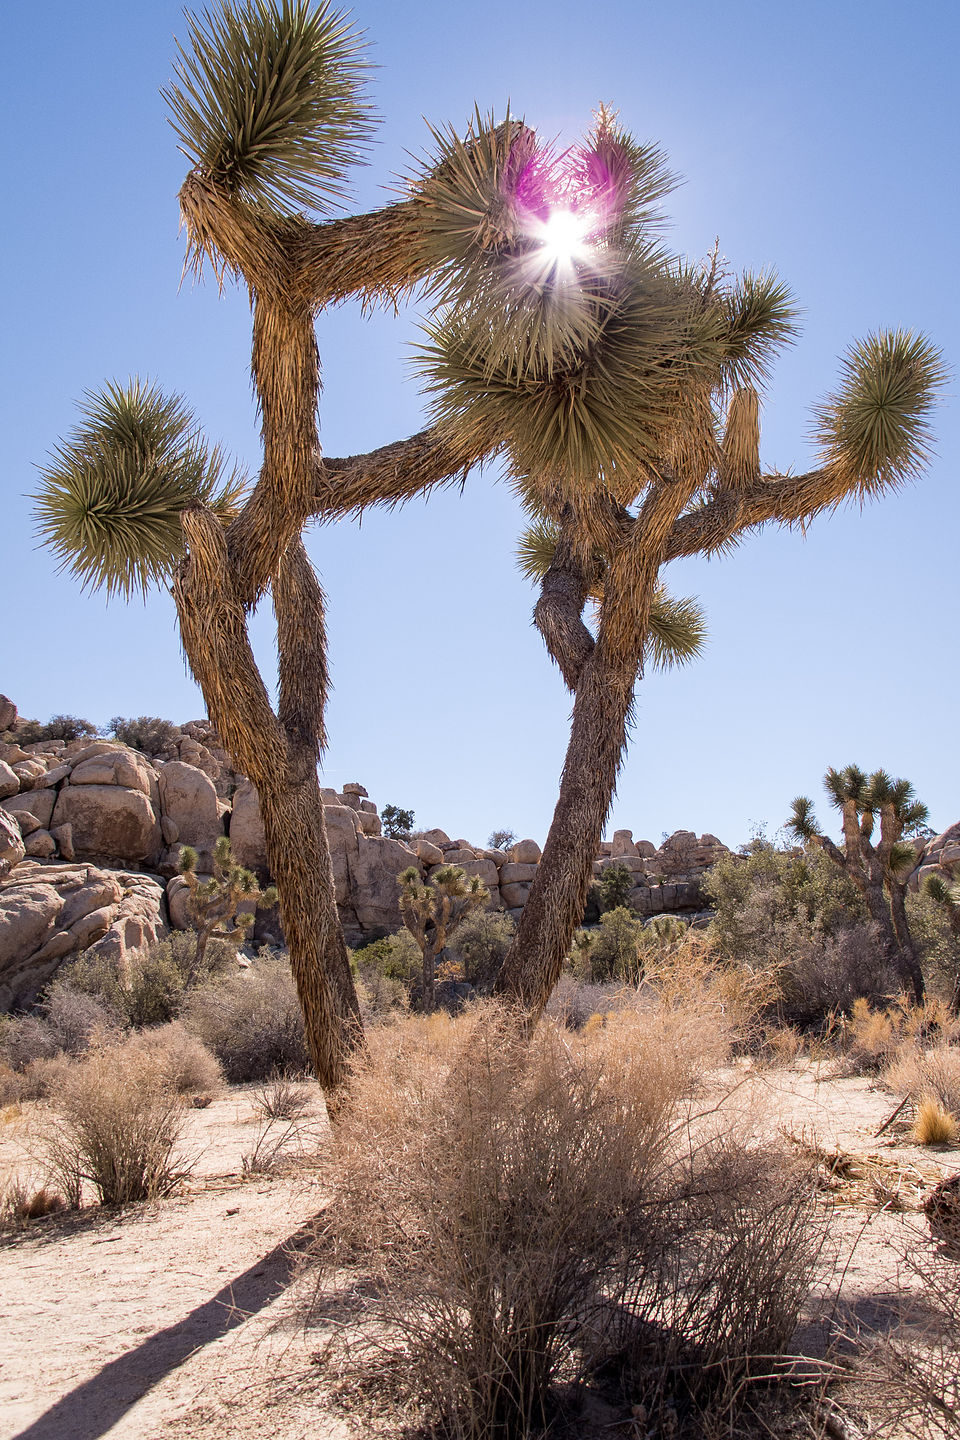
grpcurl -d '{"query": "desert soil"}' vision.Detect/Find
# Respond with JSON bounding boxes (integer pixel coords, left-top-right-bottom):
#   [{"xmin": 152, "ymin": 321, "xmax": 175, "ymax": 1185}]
[{"xmin": 1, "ymin": 1062, "xmax": 958, "ymax": 1440}]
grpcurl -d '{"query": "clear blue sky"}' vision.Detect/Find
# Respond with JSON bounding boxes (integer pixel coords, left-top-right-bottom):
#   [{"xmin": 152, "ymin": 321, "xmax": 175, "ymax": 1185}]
[{"xmin": 2, "ymin": 0, "xmax": 957, "ymax": 849}]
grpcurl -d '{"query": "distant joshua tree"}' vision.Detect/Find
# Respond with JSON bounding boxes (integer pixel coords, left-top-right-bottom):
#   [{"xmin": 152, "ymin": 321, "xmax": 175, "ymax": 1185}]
[
  {"xmin": 789, "ymin": 766, "xmax": 928, "ymax": 1003},
  {"xmin": 177, "ymin": 836, "xmax": 278, "ymax": 977},
  {"xmin": 398, "ymin": 864, "xmax": 489, "ymax": 1011}
]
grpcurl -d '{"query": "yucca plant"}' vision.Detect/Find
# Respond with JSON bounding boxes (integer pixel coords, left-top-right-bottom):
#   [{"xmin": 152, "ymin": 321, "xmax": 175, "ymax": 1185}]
[{"xmin": 788, "ymin": 766, "xmax": 928, "ymax": 1003}]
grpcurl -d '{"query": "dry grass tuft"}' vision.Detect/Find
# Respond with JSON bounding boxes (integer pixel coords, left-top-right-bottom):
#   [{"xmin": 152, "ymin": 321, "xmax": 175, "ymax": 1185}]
[
  {"xmin": 311, "ymin": 1000, "xmax": 823, "ymax": 1439},
  {"xmin": 0, "ymin": 1179, "xmax": 66, "ymax": 1232},
  {"xmin": 41, "ymin": 1038, "xmax": 193, "ymax": 1207},
  {"xmin": 911, "ymin": 1097, "xmax": 958, "ymax": 1147},
  {"xmin": 885, "ymin": 1044, "xmax": 960, "ymax": 1120}
]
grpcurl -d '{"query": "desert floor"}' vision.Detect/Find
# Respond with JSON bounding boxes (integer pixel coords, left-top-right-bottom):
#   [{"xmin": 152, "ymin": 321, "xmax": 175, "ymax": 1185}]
[{"xmin": 1, "ymin": 1062, "xmax": 958, "ymax": 1440}]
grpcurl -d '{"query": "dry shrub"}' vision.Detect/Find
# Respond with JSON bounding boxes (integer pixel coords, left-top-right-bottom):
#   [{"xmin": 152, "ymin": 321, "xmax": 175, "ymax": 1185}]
[
  {"xmin": 833, "ymin": 996, "xmax": 960, "ymax": 1076},
  {"xmin": 0, "ymin": 988, "xmax": 121, "ymax": 1073},
  {"xmin": 642, "ymin": 929, "xmax": 777, "ymax": 1052},
  {"xmin": 911, "ymin": 1098, "xmax": 958, "ymax": 1147},
  {"xmin": 885, "ymin": 1044, "xmax": 960, "ymax": 1119},
  {"xmin": 314, "ymin": 1002, "xmax": 822, "ymax": 1439},
  {"xmin": 544, "ymin": 973, "xmax": 635, "ymax": 1029},
  {"xmin": 855, "ymin": 1251, "xmax": 960, "ymax": 1438},
  {"xmin": 42, "ymin": 1038, "xmax": 192, "ymax": 1207},
  {"xmin": 125, "ymin": 1022, "xmax": 223, "ymax": 1097},
  {"xmin": 0, "ymin": 1178, "xmax": 66, "ymax": 1232},
  {"xmin": 180, "ymin": 955, "xmax": 309, "ymax": 1082}
]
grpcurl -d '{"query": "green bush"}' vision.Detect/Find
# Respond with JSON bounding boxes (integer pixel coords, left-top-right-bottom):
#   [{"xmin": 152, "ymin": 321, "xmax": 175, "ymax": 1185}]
[
  {"xmin": 448, "ymin": 910, "xmax": 515, "ymax": 993},
  {"xmin": 598, "ymin": 862, "xmax": 635, "ymax": 913},
  {"xmin": 51, "ymin": 931, "xmax": 237, "ymax": 1028},
  {"xmin": 487, "ymin": 828, "xmax": 516, "ymax": 851},
  {"xmin": 108, "ymin": 715, "xmax": 183, "ymax": 754},
  {"xmin": 575, "ymin": 907, "xmax": 644, "ymax": 983},
  {"xmin": 905, "ymin": 889, "xmax": 960, "ymax": 1006},
  {"xmin": 702, "ymin": 841, "xmax": 903, "ymax": 1024},
  {"xmin": 13, "ymin": 714, "xmax": 98, "ymax": 744},
  {"xmin": 352, "ymin": 930, "xmax": 421, "ymax": 983}
]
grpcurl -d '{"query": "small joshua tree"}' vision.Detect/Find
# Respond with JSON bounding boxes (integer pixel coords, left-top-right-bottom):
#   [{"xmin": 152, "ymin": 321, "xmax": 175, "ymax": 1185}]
[
  {"xmin": 788, "ymin": 766, "xmax": 928, "ymax": 1003},
  {"xmin": 381, "ymin": 804, "xmax": 415, "ymax": 840},
  {"xmin": 398, "ymin": 864, "xmax": 489, "ymax": 1011},
  {"xmin": 178, "ymin": 836, "xmax": 278, "ymax": 977}
]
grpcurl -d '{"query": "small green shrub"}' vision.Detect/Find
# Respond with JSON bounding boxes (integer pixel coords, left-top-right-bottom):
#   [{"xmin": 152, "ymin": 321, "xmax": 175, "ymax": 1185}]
[
  {"xmin": 108, "ymin": 715, "xmax": 183, "ymax": 754},
  {"xmin": 52, "ymin": 931, "xmax": 237, "ymax": 1027},
  {"xmin": 181, "ymin": 954, "xmax": 310, "ymax": 1082},
  {"xmin": 598, "ymin": 861, "xmax": 635, "ymax": 913},
  {"xmin": 487, "ymin": 828, "xmax": 516, "ymax": 851},
  {"xmin": 448, "ymin": 910, "xmax": 515, "ymax": 993},
  {"xmin": 352, "ymin": 930, "xmax": 421, "ymax": 982},
  {"xmin": 576, "ymin": 906, "xmax": 644, "ymax": 983}
]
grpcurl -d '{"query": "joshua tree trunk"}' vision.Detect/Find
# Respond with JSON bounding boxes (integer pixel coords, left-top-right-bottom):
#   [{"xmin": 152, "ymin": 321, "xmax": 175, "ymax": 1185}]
[
  {"xmin": 495, "ymin": 647, "xmax": 636, "ymax": 1020},
  {"xmin": 174, "ymin": 506, "xmax": 361, "ymax": 1092},
  {"xmin": 887, "ymin": 880, "xmax": 925, "ymax": 1005}
]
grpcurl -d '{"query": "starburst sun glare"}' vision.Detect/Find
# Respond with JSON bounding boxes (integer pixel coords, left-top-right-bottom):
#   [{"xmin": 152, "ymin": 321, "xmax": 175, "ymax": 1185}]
[{"xmin": 537, "ymin": 209, "xmax": 591, "ymax": 268}]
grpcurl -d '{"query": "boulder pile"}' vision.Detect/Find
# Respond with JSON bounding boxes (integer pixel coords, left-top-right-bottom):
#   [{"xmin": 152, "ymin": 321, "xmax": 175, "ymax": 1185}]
[{"xmin": 0, "ymin": 695, "xmax": 734, "ymax": 1008}]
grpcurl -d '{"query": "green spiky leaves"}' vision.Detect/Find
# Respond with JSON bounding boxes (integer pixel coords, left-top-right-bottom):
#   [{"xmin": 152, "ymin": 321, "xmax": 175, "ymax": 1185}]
[
  {"xmin": 34, "ymin": 379, "xmax": 246, "ymax": 599},
  {"xmin": 646, "ymin": 586, "xmax": 708, "ymax": 671},
  {"xmin": 165, "ymin": 0, "xmax": 374, "ymax": 216},
  {"xmin": 720, "ymin": 271, "xmax": 799, "ymax": 389},
  {"xmin": 814, "ymin": 329, "xmax": 947, "ymax": 494},
  {"xmin": 788, "ymin": 796, "xmax": 820, "ymax": 843}
]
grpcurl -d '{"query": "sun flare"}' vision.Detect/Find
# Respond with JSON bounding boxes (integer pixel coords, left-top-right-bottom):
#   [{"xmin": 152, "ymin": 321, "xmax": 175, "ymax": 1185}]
[{"xmin": 538, "ymin": 209, "xmax": 590, "ymax": 268}]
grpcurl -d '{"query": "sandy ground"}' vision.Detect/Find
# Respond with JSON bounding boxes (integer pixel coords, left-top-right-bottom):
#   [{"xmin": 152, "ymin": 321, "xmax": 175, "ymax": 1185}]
[{"xmin": 1, "ymin": 1062, "xmax": 958, "ymax": 1440}]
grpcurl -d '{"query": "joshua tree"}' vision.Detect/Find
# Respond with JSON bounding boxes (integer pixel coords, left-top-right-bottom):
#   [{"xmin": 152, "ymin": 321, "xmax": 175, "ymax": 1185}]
[
  {"xmin": 398, "ymin": 864, "xmax": 489, "ymax": 1011},
  {"xmin": 32, "ymin": 4, "xmax": 534, "ymax": 1090},
  {"xmin": 788, "ymin": 766, "xmax": 928, "ymax": 1003},
  {"xmin": 414, "ymin": 109, "xmax": 944, "ymax": 1022},
  {"xmin": 177, "ymin": 836, "xmax": 278, "ymax": 977},
  {"xmin": 921, "ymin": 868, "xmax": 960, "ymax": 1014}
]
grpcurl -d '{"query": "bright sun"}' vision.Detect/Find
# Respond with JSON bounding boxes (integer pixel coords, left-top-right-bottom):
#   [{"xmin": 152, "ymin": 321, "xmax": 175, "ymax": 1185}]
[{"xmin": 539, "ymin": 209, "xmax": 589, "ymax": 267}]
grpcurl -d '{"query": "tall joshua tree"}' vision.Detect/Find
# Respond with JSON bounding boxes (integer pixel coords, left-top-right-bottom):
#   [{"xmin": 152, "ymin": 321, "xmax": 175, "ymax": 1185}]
[
  {"xmin": 415, "ymin": 109, "xmax": 945, "ymax": 1022},
  {"xmin": 32, "ymin": 3, "xmax": 531, "ymax": 1091},
  {"xmin": 788, "ymin": 766, "xmax": 929, "ymax": 1004}
]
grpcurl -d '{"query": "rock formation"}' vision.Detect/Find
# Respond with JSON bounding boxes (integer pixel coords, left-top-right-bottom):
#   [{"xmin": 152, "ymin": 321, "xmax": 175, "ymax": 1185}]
[{"xmin": 0, "ymin": 701, "xmax": 734, "ymax": 1008}]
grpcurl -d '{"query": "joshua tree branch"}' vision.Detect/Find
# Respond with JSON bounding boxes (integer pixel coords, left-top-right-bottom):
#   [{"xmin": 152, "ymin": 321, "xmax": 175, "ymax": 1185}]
[
  {"xmin": 664, "ymin": 465, "xmax": 865, "ymax": 563},
  {"xmin": 533, "ymin": 515, "xmax": 597, "ymax": 692}
]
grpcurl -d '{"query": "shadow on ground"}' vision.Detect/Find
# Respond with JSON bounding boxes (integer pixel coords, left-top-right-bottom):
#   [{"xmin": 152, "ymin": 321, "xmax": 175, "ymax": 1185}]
[{"xmin": 10, "ymin": 1217, "xmax": 320, "ymax": 1440}]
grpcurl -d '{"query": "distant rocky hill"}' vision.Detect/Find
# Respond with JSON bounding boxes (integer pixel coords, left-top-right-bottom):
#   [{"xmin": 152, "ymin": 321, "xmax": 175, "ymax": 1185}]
[{"xmin": 3, "ymin": 693, "xmax": 957, "ymax": 1014}]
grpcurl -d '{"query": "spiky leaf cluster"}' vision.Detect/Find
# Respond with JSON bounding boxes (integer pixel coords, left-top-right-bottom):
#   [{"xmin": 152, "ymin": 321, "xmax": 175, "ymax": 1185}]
[
  {"xmin": 814, "ymin": 329, "xmax": 947, "ymax": 495},
  {"xmin": 414, "ymin": 109, "xmax": 804, "ymax": 501},
  {"xmin": 34, "ymin": 380, "xmax": 246, "ymax": 599},
  {"xmin": 165, "ymin": 0, "xmax": 374, "ymax": 216}
]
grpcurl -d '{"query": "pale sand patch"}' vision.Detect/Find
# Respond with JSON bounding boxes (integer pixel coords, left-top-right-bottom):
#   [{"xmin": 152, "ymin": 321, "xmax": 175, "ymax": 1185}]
[{"xmin": 1, "ymin": 1063, "xmax": 957, "ymax": 1438}]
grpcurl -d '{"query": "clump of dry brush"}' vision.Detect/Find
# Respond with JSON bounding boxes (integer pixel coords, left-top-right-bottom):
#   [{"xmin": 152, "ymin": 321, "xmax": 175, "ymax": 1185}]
[{"xmin": 311, "ymin": 999, "xmax": 825, "ymax": 1439}]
